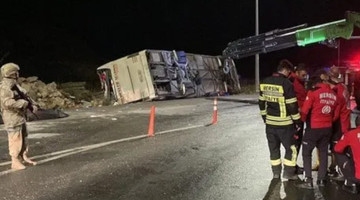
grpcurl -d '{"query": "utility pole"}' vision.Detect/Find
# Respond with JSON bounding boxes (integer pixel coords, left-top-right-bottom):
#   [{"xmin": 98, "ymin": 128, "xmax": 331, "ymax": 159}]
[{"xmin": 255, "ymin": 0, "xmax": 260, "ymax": 92}]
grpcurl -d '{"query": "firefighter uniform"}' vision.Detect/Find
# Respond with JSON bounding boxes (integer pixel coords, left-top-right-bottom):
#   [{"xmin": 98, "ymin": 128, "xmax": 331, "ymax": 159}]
[
  {"xmin": 259, "ymin": 73, "xmax": 301, "ymax": 177},
  {"xmin": 301, "ymin": 83, "xmax": 340, "ymax": 183}
]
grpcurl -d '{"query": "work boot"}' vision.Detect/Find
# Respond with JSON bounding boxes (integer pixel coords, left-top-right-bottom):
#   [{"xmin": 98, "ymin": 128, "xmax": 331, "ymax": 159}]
[
  {"xmin": 327, "ymin": 165, "xmax": 337, "ymax": 176},
  {"xmin": 273, "ymin": 173, "xmax": 280, "ymax": 179},
  {"xmin": 342, "ymin": 184, "xmax": 358, "ymax": 194},
  {"xmin": 11, "ymin": 157, "xmax": 26, "ymax": 170},
  {"xmin": 283, "ymin": 172, "xmax": 299, "ymax": 180},
  {"xmin": 22, "ymin": 154, "xmax": 37, "ymax": 165},
  {"xmin": 330, "ymin": 173, "xmax": 345, "ymax": 181},
  {"xmin": 317, "ymin": 179, "xmax": 327, "ymax": 187},
  {"xmin": 296, "ymin": 177, "xmax": 314, "ymax": 189},
  {"xmin": 296, "ymin": 166, "xmax": 304, "ymax": 175}
]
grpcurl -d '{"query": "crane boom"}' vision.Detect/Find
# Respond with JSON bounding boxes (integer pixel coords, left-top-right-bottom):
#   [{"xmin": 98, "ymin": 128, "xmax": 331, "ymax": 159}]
[{"xmin": 223, "ymin": 11, "xmax": 360, "ymax": 59}]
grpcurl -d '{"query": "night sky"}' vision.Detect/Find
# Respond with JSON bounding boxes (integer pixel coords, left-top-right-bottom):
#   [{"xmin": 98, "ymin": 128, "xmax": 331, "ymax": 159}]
[{"xmin": 0, "ymin": 0, "xmax": 360, "ymax": 84}]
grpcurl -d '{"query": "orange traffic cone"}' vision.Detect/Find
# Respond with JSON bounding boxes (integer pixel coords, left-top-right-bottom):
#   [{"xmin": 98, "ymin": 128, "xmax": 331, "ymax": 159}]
[
  {"xmin": 148, "ymin": 106, "xmax": 156, "ymax": 137},
  {"xmin": 212, "ymin": 98, "xmax": 218, "ymax": 125}
]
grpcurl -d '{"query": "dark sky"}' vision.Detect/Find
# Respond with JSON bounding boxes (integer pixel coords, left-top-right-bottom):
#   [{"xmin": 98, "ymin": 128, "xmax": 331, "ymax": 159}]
[{"xmin": 0, "ymin": 0, "xmax": 360, "ymax": 83}]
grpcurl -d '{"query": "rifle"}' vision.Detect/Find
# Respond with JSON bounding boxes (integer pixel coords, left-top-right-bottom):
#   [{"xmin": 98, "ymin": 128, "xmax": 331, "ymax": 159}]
[{"xmin": 12, "ymin": 84, "xmax": 39, "ymax": 119}]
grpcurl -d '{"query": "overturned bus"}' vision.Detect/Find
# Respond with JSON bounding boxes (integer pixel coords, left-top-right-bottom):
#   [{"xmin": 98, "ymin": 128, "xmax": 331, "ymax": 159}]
[{"xmin": 97, "ymin": 50, "xmax": 241, "ymax": 104}]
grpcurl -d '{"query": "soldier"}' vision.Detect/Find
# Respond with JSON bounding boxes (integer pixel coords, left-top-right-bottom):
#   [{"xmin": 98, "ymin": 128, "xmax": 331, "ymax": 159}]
[
  {"xmin": 0, "ymin": 63, "xmax": 38, "ymax": 170},
  {"xmin": 259, "ymin": 59, "xmax": 301, "ymax": 180}
]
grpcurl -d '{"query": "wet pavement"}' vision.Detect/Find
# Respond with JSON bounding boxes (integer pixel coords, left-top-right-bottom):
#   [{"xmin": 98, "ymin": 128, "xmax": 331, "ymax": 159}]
[{"xmin": 0, "ymin": 97, "xmax": 359, "ymax": 199}]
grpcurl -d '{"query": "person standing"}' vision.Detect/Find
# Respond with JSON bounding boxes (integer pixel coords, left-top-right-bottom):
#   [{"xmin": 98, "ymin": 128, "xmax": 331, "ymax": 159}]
[
  {"xmin": 296, "ymin": 75, "xmax": 340, "ymax": 189},
  {"xmin": 0, "ymin": 63, "xmax": 38, "ymax": 170},
  {"xmin": 329, "ymin": 66, "xmax": 351, "ymax": 142},
  {"xmin": 291, "ymin": 65, "xmax": 308, "ymax": 110},
  {"xmin": 328, "ymin": 66, "xmax": 351, "ymax": 178},
  {"xmin": 289, "ymin": 64, "xmax": 308, "ymax": 173},
  {"xmin": 259, "ymin": 60, "xmax": 301, "ymax": 180}
]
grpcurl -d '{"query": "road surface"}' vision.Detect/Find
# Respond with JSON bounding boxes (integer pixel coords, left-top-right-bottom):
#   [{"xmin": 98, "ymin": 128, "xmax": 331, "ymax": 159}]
[{"xmin": 0, "ymin": 97, "xmax": 358, "ymax": 200}]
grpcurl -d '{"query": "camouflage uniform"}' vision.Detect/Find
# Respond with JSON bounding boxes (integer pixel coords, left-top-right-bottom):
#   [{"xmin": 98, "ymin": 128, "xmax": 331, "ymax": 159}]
[{"xmin": 0, "ymin": 63, "xmax": 37, "ymax": 170}]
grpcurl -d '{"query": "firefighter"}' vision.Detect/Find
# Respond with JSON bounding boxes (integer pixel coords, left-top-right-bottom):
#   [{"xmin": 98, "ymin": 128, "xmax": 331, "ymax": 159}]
[
  {"xmin": 0, "ymin": 63, "xmax": 38, "ymax": 170},
  {"xmin": 296, "ymin": 74, "xmax": 340, "ymax": 189},
  {"xmin": 328, "ymin": 66, "xmax": 351, "ymax": 178},
  {"xmin": 259, "ymin": 60, "xmax": 301, "ymax": 180},
  {"xmin": 334, "ymin": 116, "xmax": 360, "ymax": 194}
]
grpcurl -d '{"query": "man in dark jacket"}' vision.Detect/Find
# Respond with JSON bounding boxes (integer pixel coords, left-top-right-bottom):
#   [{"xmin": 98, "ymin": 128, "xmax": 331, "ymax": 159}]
[
  {"xmin": 259, "ymin": 60, "xmax": 301, "ymax": 180},
  {"xmin": 296, "ymin": 75, "xmax": 340, "ymax": 189}
]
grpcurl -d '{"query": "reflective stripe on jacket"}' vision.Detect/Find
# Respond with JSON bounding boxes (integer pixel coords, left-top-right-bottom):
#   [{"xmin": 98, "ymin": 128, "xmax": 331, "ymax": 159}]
[{"xmin": 259, "ymin": 73, "xmax": 300, "ymax": 126}]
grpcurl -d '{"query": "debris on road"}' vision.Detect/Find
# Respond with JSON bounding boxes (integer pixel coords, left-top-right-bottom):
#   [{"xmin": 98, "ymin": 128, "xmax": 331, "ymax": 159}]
[{"xmin": 17, "ymin": 77, "xmax": 103, "ymax": 109}]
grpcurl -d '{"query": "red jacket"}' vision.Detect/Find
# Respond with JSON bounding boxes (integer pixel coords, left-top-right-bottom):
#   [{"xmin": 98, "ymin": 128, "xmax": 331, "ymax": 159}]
[
  {"xmin": 301, "ymin": 83, "xmax": 340, "ymax": 129},
  {"xmin": 294, "ymin": 77, "xmax": 306, "ymax": 109},
  {"xmin": 289, "ymin": 73, "xmax": 306, "ymax": 109},
  {"xmin": 333, "ymin": 83, "xmax": 351, "ymax": 133},
  {"xmin": 335, "ymin": 127, "xmax": 360, "ymax": 180}
]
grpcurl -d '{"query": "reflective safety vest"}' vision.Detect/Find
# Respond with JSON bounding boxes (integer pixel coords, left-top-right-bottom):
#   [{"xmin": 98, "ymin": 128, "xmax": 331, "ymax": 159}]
[{"xmin": 259, "ymin": 73, "xmax": 301, "ymax": 126}]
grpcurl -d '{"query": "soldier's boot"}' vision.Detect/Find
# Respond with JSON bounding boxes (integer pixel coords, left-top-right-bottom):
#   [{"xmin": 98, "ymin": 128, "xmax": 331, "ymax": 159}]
[{"xmin": 11, "ymin": 156, "xmax": 26, "ymax": 170}]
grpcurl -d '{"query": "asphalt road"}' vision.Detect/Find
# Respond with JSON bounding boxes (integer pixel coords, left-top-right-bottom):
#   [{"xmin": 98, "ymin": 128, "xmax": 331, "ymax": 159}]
[{"xmin": 0, "ymin": 97, "xmax": 359, "ymax": 200}]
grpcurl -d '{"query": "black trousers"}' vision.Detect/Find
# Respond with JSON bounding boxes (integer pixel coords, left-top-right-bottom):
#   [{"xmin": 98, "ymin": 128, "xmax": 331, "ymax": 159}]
[
  {"xmin": 330, "ymin": 119, "xmax": 343, "ymax": 152},
  {"xmin": 302, "ymin": 127, "xmax": 331, "ymax": 180},
  {"xmin": 295, "ymin": 122, "xmax": 304, "ymax": 157},
  {"xmin": 266, "ymin": 125, "xmax": 297, "ymax": 175},
  {"xmin": 335, "ymin": 152, "xmax": 360, "ymax": 185}
]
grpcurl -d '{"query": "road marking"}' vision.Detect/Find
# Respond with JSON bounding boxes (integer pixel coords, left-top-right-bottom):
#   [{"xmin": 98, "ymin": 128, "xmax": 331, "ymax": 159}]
[
  {"xmin": 0, "ymin": 124, "xmax": 207, "ymax": 176},
  {"xmin": 156, "ymin": 124, "xmax": 206, "ymax": 135},
  {"xmin": 28, "ymin": 133, "xmax": 61, "ymax": 139}
]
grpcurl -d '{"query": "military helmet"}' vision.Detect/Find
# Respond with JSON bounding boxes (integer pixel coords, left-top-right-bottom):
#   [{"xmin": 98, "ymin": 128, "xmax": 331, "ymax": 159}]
[{"xmin": 1, "ymin": 63, "xmax": 20, "ymax": 78}]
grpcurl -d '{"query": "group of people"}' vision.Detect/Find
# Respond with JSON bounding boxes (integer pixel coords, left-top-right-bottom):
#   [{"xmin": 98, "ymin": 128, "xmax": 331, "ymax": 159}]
[
  {"xmin": 259, "ymin": 59, "xmax": 360, "ymax": 194},
  {"xmin": 0, "ymin": 63, "xmax": 37, "ymax": 170}
]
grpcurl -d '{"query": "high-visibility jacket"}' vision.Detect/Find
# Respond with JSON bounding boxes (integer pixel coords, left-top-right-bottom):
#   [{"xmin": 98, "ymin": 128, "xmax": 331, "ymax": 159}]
[
  {"xmin": 301, "ymin": 83, "xmax": 340, "ymax": 129},
  {"xmin": 259, "ymin": 73, "xmax": 301, "ymax": 126},
  {"xmin": 335, "ymin": 127, "xmax": 360, "ymax": 179},
  {"xmin": 333, "ymin": 83, "xmax": 351, "ymax": 133}
]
